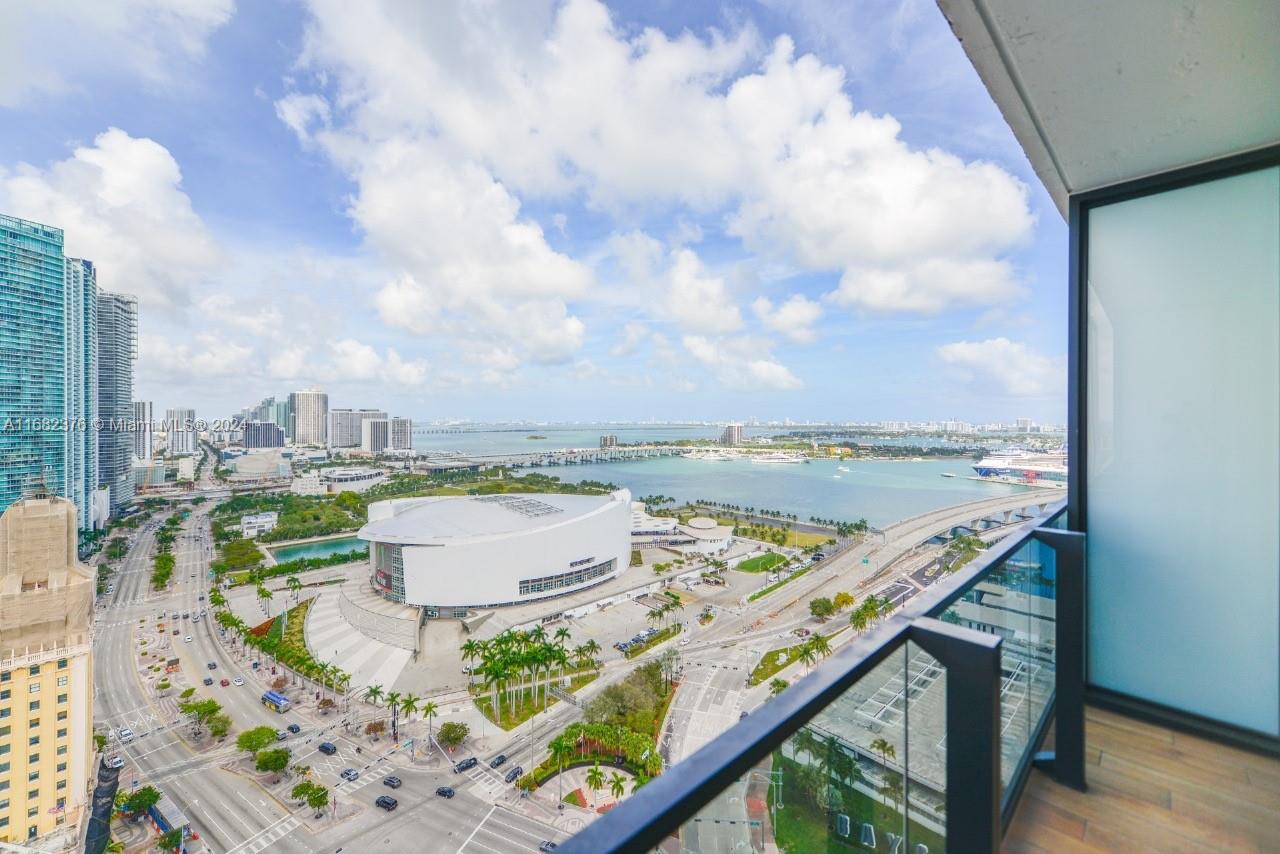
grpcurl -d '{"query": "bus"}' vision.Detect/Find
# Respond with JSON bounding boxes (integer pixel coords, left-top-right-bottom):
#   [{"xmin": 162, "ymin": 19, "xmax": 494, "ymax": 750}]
[{"xmin": 261, "ymin": 690, "xmax": 291, "ymax": 713}]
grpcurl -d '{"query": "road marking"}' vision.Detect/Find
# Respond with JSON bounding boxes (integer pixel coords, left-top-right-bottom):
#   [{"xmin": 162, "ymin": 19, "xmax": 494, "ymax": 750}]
[{"xmin": 455, "ymin": 804, "xmax": 497, "ymax": 853}]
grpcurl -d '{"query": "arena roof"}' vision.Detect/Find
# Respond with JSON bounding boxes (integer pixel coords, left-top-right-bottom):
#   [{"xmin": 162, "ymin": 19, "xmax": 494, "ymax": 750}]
[{"xmin": 358, "ymin": 491, "xmax": 626, "ymax": 545}]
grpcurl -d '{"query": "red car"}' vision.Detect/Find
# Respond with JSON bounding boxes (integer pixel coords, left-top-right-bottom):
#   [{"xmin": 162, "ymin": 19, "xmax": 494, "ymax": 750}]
[{"xmin": 219, "ymin": 678, "xmax": 230, "ymax": 687}]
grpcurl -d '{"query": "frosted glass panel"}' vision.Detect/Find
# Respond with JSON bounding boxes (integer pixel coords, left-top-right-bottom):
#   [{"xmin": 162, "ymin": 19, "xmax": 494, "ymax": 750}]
[{"xmin": 1086, "ymin": 166, "xmax": 1279, "ymax": 736}]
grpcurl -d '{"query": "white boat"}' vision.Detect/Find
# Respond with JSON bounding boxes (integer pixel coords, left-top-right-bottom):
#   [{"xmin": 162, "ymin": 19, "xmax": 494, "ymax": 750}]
[
  {"xmin": 750, "ymin": 452, "xmax": 808, "ymax": 464},
  {"xmin": 837, "ymin": 465, "xmax": 851, "ymax": 473},
  {"xmin": 832, "ymin": 474, "xmax": 841, "ymax": 479},
  {"xmin": 685, "ymin": 449, "xmax": 738, "ymax": 461},
  {"xmin": 940, "ymin": 473, "xmax": 956, "ymax": 478},
  {"xmin": 972, "ymin": 448, "xmax": 1067, "ymax": 484}
]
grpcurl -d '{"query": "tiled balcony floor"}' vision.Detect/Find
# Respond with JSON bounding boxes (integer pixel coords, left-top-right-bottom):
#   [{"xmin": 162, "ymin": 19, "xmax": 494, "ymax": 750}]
[{"xmin": 1004, "ymin": 706, "xmax": 1280, "ymax": 852}]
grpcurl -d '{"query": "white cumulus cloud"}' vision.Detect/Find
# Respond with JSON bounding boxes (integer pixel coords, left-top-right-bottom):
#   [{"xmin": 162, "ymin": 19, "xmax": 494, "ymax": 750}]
[
  {"xmin": 752, "ymin": 294, "xmax": 822, "ymax": 343},
  {"xmin": 935, "ymin": 338, "xmax": 1064, "ymax": 397},
  {"xmin": 668, "ymin": 249, "xmax": 743, "ymax": 334},
  {"xmin": 683, "ymin": 335, "xmax": 802, "ymax": 391}
]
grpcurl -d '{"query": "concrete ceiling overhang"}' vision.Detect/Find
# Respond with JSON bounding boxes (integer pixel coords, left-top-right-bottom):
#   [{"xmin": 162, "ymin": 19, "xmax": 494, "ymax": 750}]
[{"xmin": 937, "ymin": 0, "xmax": 1280, "ymax": 217}]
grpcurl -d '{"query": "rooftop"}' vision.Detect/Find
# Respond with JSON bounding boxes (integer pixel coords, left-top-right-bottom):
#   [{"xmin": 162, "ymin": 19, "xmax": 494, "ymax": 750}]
[{"xmin": 358, "ymin": 490, "xmax": 628, "ymax": 545}]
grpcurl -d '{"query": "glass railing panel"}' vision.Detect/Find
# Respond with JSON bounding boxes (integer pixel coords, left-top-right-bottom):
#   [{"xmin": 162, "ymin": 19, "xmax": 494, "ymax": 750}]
[
  {"xmin": 904, "ymin": 639, "xmax": 948, "ymax": 852},
  {"xmin": 673, "ymin": 647, "xmax": 914, "ymax": 852},
  {"xmin": 932, "ymin": 534, "xmax": 1058, "ymax": 794}
]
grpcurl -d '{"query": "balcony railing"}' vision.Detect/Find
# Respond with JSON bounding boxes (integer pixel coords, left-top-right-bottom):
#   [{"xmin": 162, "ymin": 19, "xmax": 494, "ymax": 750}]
[{"xmin": 563, "ymin": 500, "xmax": 1079, "ymax": 853}]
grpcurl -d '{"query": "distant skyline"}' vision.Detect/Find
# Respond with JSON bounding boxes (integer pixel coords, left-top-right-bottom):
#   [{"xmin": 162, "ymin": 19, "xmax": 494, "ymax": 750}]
[{"xmin": 0, "ymin": 1, "xmax": 1067, "ymax": 423}]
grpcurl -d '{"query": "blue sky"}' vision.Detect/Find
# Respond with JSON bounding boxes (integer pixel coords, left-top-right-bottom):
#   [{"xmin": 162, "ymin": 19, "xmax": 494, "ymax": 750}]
[{"xmin": 0, "ymin": 0, "xmax": 1066, "ymax": 424}]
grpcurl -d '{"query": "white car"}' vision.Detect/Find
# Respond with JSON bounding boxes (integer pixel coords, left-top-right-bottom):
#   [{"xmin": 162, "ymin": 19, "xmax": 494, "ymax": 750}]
[
  {"xmin": 117, "ymin": 728, "xmax": 135, "ymax": 744},
  {"xmin": 184, "ymin": 636, "xmax": 193, "ymax": 643},
  {"xmin": 106, "ymin": 756, "xmax": 125, "ymax": 769},
  {"xmin": 679, "ymin": 638, "xmax": 691, "ymax": 647},
  {"xmin": 232, "ymin": 677, "xmax": 244, "ymax": 686}
]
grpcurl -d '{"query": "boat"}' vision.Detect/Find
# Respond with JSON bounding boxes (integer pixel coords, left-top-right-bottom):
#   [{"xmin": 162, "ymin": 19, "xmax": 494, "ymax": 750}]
[
  {"xmin": 750, "ymin": 452, "xmax": 808, "ymax": 464},
  {"xmin": 837, "ymin": 465, "xmax": 851, "ymax": 473},
  {"xmin": 684, "ymin": 449, "xmax": 738, "ymax": 461},
  {"xmin": 940, "ymin": 473, "xmax": 956, "ymax": 478},
  {"xmin": 972, "ymin": 448, "xmax": 1067, "ymax": 484},
  {"xmin": 832, "ymin": 475, "xmax": 841, "ymax": 479}
]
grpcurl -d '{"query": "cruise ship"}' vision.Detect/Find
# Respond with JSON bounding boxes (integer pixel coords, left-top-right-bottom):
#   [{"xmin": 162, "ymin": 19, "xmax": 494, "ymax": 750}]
[
  {"xmin": 685, "ymin": 449, "xmax": 739, "ymax": 461},
  {"xmin": 750, "ymin": 452, "xmax": 808, "ymax": 464},
  {"xmin": 972, "ymin": 449, "xmax": 1067, "ymax": 485}
]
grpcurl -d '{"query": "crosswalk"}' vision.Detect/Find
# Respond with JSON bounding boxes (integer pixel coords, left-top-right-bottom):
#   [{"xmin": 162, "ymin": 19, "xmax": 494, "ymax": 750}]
[
  {"xmin": 462, "ymin": 763, "xmax": 510, "ymax": 797},
  {"xmin": 226, "ymin": 814, "xmax": 302, "ymax": 854}
]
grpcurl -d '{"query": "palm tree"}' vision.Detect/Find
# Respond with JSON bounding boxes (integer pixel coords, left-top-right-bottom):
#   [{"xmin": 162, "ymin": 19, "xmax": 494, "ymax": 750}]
[
  {"xmin": 364, "ymin": 684, "xmax": 384, "ymax": 708},
  {"xmin": 585, "ymin": 763, "xmax": 605, "ymax": 802},
  {"xmin": 608, "ymin": 771, "xmax": 626, "ymax": 801},
  {"xmin": 549, "ymin": 734, "xmax": 574, "ymax": 803},
  {"xmin": 209, "ymin": 588, "xmax": 226, "ymax": 608},
  {"xmin": 869, "ymin": 737, "xmax": 898, "ymax": 806},
  {"xmin": 645, "ymin": 609, "xmax": 663, "ymax": 630},
  {"xmin": 798, "ymin": 640, "xmax": 819, "ymax": 675},
  {"xmin": 809, "ymin": 633, "xmax": 832, "ymax": 661},
  {"xmin": 400, "ymin": 693, "xmax": 420, "ymax": 722},
  {"xmin": 768, "ymin": 678, "xmax": 789, "ymax": 697},
  {"xmin": 421, "ymin": 701, "xmax": 439, "ymax": 753},
  {"xmin": 286, "ymin": 575, "xmax": 302, "ymax": 602},
  {"xmin": 849, "ymin": 599, "xmax": 873, "ymax": 632},
  {"xmin": 256, "ymin": 583, "xmax": 273, "ymax": 617},
  {"xmin": 384, "ymin": 691, "xmax": 402, "ymax": 741},
  {"xmin": 581, "ymin": 639, "xmax": 601, "ymax": 668}
]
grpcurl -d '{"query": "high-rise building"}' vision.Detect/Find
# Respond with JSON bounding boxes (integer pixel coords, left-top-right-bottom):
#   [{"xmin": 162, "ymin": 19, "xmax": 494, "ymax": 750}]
[
  {"xmin": 132, "ymin": 401, "xmax": 153, "ymax": 460},
  {"xmin": 288, "ymin": 389, "xmax": 328, "ymax": 446},
  {"xmin": 0, "ymin": 215, "xmax": 67, "ymax": 519},
  {"xmin": 720, "ymin": 423, "xmax": 744, "ymax": 446},
  {"xmin": 390, "ymin": 416, "xmax": 413, "ymax": 451},
  {"xmin": 96, "ymin": 293, "xmax": 136, "ymax": 515},
  {"xmin": 243, "ymin": 421, "xmax": 284, "ymax": 449},
  {"xmin": 600, "ymin": 435, "xmax": 617, "ymax": 448},
  {"xmin": 271, "ymin": 399, "xmax": 292, "ymax": 440},
  {"xmin": 165, "ymin": 407, "xmax": 196, "ymax": 456},
  {"xmin": 361, "ymin": 418, "xmax": 390, "ymax": 454},
  {"xmin": 328, "ymin": 408, "xmax": 387, "ymax": 448},
  {"xmin": 0, "ymin": 495, "xmax": 95, "ymax": 846},
  {"xmin": 63, "ymin": 259, "xmax": 98, "ymax": 532}
]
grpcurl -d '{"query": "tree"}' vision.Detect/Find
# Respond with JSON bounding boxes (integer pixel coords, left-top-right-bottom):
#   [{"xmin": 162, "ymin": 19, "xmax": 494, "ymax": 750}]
[
  {"xmin": 178, "ymin": 698, "xmax": 222, "ymax": 737},
  {"xmin": 833, "ymin": 591, "xmax": 854, "ymax": 611},
  {"xmin": 272, "ymin": 676, "xmax": 288, "ymax": 692},
  {"xmin": 365, "ymin": 720, "xmax": 386, "ymax": 738},
  {"xmin": 256, "ymin": 583, "xmax": 273, "ymax": 617},
  {"xmin": 809, "ymin": 597, "xmax": 836, "ymax": 620},
  {"xmin": 364, "ymin": 684, "xmax": 384, "ymax": 707},
  {"xmin": 256, "ymin": 748, "xmax": 292, "ymax": 775},
  {"xmin": 586, "ymin": 763, "xmax": 605, "ymax": 799},
  {"xmin": 123, "ymin": 786, "xmax": 161, "ymax": 814},
  {"xmin": 550, "ymin": 734, "xmax": 575, "ymax": 804},
  {"xmin": 286, "ymin": 575, "xmax": 303, "ymax": 602},
  {"xmin": 768, "ymin": 678, "xmax": 789, "ymax": 698},
  {"xmin": 158, "ymin": 828, "xmax": 184, "ymax": 851},
  {"xmin": 420, "ymin": 700, "xmax": 439, "ymax": 750},
  {"xmin": 438, "ymin": 721, "xmax": 469, "ymax": 750},
  {"xmin": 305, "ymin": 783, "xmax": 330, "ymax": 818},
  {"xmin": 609, "ymin": 771, "xmax": 626, "ymax": 800},
  {"xmin": 400, "ymin": 693, "xmax": 420, "ymax": 721},
  {"xmin": 290, "ymin": 781, "xmax": 315, "ymax": 803},
  {"xmin": 798, "ymin": 641, "xmax": 819, "ymax": 674},
  {"xmin": 237, "ymin": 726, "xmax": 278, "ymax": 754},
  {"xmin": 208, "ymin": 713, "xmax": 232, "ymax": 739}
]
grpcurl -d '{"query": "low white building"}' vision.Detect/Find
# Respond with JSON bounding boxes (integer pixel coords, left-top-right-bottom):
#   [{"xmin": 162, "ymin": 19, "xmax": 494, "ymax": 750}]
[
  {"xmin": 241, "ymin": 511, "xmax": 279, "ymax": 538},
  {"xmin": 290, "ymin": 472, "xmax": 325, "ymax": 495},
  {"xmin": 675, "ymin": 516, "xmax": 734, "ymax": 554},
  {"xmin": 322, "ymin": 467, "xmax": 386, "ymax": 493},
  {"xmin": 630, "ymin": 503, "xmax": 694, "ymax": 549},
  {"xmin": 176, "ymin": 456, "xmax": 196, "ymax": 481}
]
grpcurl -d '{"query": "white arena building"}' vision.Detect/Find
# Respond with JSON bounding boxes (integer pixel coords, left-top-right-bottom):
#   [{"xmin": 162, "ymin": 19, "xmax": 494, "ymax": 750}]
[{"xmin": 357, "ymin": 490, "xmax": 631, "ymax": 616}]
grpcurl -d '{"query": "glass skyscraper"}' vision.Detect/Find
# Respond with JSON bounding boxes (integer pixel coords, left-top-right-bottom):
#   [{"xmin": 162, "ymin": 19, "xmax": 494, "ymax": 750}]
[
  {"xmin": 97, "ymin": 292, "xmax": 137, "ymax": 514},
  {"xmin": 64, "ymin": 258, "xmax": 98, "ymax": 532},
  {"xmin": 0, "ymin": 214, "xmax": 67, "ymax": 517}
]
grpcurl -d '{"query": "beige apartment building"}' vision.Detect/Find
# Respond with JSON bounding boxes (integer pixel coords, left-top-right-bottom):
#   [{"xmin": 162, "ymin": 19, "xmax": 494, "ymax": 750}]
[{"xmin": 0, "ymin": 496, "xmax": 94, "ymax": 847}]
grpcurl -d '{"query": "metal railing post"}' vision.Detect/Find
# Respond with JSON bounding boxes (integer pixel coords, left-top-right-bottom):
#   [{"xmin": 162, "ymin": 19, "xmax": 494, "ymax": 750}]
[
  {"xmin": 1032, "ymin": 527, "xmax": 1087, "ymax": 791},
  {"xmin": 911, "ymin": 617, "xmax": 1003, "ymax": 853}
]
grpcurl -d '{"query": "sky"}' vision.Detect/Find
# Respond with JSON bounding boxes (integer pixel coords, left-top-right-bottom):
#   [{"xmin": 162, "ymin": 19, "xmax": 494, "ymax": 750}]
[{"xmin": 0, "ymin": 0, "xmax": 1067, "ymax": 425}]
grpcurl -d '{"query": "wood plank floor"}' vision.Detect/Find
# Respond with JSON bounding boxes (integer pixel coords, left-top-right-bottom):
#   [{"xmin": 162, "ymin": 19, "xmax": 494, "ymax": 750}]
[{"xmin": 1004, "ymin": 706, "xmax": 1280, "ymax": 852}]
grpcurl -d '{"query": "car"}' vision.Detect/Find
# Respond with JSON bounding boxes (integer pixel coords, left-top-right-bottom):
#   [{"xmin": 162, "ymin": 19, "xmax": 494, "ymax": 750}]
[
  {"xmin": 276, "ymin": 730, "xmax": 289, "ymax": 741},
  {"xmin": 182, "ymin": 612, "xmax": 189, "ymax": 619},
  {"xmin": 117, "ymin": 728, "xmax": 135, "ymax": 743},
  {"xmin": 172, "ymin": 629, "xmax": 180, "ymax": 636},
  {"xmin": 105, "ymin": 756, "xmax": 125, "ymax": 769},
  {"xmin": 740, "ymin": 711, "xmax": 749, "ymax": 720},
  {"xmin": 105, "ymin": 584, "xmax": 114, "ymax": 594},
  {"xmin": 207, "ymin": 661, "xmax": 217, "ymax": 670},
  {"xmin": 198, "ymin": 594, "xmax": 205, "ymax": 601},
  {"xmin": 435, "ymin": 786, "xmax": 455, "ymax": 799},
  {"xmin": 202, "ymin": 677, "xmax": 214, "ymax": 686},
  {"xmin": 453, "ymin": 757, "xmax": 477, "ymax": 773},
  {"xmin": 340, "ymin": 768, "xmax": 359, "ymax": 781},
  {"xmin": 374, "ymin": 795, "xmax": 398, "ymax": 811},
  {"xmin": 286, "ymin": 723, "xmax": 301, "ymax": 734},
  {"xmin": 232, "ymin": 677, "xmax": 244, "ymax": 686},
  {"xmin": 382, "ymin": 776, "xmax": 402, "ymax": 789},
  {"xmin": 489, "ymin": 754, "xmax": 507, "ymax": 769},
  {"xmin": 219, "ymin": 678, "xmax": 230, "ymax": 687},
  {"xmin": 539, "ymin": 842, "xmax": 558, "ymax": 853},
  {"xmin": 679, "ymin": 638, "xmax": 690, "ymax": 646},
  {"xmin": 504, "ymin": 766, "xmax": 523, "ymax": 784},
  {"xmin": 159, "ymin": 611, "xmax": 166, "ymax": 619},
  {"xmin": 318, "ymin": 742, "xmax": 337, "ymax": 756},
  {"xmin": 184, "ymin": 636, "xmax": 193, "ymax": 643}
]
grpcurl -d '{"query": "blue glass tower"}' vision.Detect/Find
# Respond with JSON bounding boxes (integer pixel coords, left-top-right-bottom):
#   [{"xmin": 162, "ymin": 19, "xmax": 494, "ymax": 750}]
[
  {"xmin": 0, "ymin": 214, "xmax": 67, "ymax": 514},
  {"xmin": 65, "ymin": 257, "xmax": 98, "ymax": 532}
]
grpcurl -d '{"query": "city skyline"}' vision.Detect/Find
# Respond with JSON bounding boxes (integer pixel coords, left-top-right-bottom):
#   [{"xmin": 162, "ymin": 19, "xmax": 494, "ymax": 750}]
[{"xmin": 0, "ymin": 1, "xmax": 1067, "ymax": 424}]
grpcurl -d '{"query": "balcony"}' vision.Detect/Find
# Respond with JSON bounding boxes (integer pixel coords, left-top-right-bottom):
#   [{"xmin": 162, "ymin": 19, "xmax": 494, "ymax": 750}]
[{"xmin": 559, "ymin": 500, "xmax": 1279, "ymax": 851}]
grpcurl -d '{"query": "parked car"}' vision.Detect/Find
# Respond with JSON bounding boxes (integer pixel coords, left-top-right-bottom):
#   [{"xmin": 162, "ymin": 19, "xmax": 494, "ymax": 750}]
[
  {"xmin": 106, "ymin": 756, "xmax": 125, "ymax": 769},
  {"xmin": 375, "ymin": 795, "xmax": 398, "ymax": 811},
  {"xmin": 219, "ymin": 678, "xmax": 230, "ymax": 687},
  {"xmin": 202, "ymin": 677, "xmax": 214, "ymax": 686},
  {"xmin": 276, "ymin": 730, "xmax": 289, "ymax": 741},
  {"xmin": 435, "ymin": 786, "xmax": 455, "ymax": 799},
  {"xmin": 340, "ymin": 768, "xmax": 359, "ymax": 781},
  {"xmin": 453, "ymin": 757, "xmax": 477, "ymax": 773},
  {"xmin": 504, "ymin": 766, "xmax": 523, "ymax": 784},
  {"xmin": 318, "ymin": 742, "xmax": 337, "ymax": 756},
  {"xmin": 206, "ymin": 661, "xmax": 217, "ymax": 669},
  {"xmin": 489, "ymin": 754, "xmax": 507, "ymax": 769},
  {"xmin": 539, "ymin": 842, "xmax": 558, "ymax": 853},
  {"xmin": 382, "ymin": 776, "xmax": 402, "ymax": 789},
  {"xmin": 232, "ymin": 677, "xmax": 244, "ymax": 686},
  {"xmin": 117, "ymin": 728, "xmax": 135, "ymax": 743},
  {"xmin": 286, "ymin": 723, "xmax": 301, "ymax": 734}
]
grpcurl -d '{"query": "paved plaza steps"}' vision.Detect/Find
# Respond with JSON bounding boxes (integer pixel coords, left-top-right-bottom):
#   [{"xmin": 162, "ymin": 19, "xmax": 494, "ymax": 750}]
[{"xmin": 304, "ymin": 584, "xmax": 412, "ymax": 691}]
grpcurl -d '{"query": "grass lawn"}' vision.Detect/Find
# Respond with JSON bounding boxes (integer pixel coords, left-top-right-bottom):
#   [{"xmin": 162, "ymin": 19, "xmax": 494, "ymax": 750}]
[
  {"xmin": 737, "ymin": 552, "xmax": 788, "ymax": 573},
  {"xmin": 748, "ymin": 627, "xmax": 845, "ymax": 685},
  {"xmin": 624, "ymin": 625, "xmax": 681, "ymax": 659},
  {"xmin": 748, "ymin": 566, "xmax": 814, "ymax": 602},
  {"xmin": 474, "ymin": 671, "xmax": 599, "ymax": 730},
  {"xmin": 768, "ymin": 751, "xmax": 945, "ymax": 853},
  {"xmin": 563, "ymin": 789, "xmax": 586, "ymax": 807}
]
